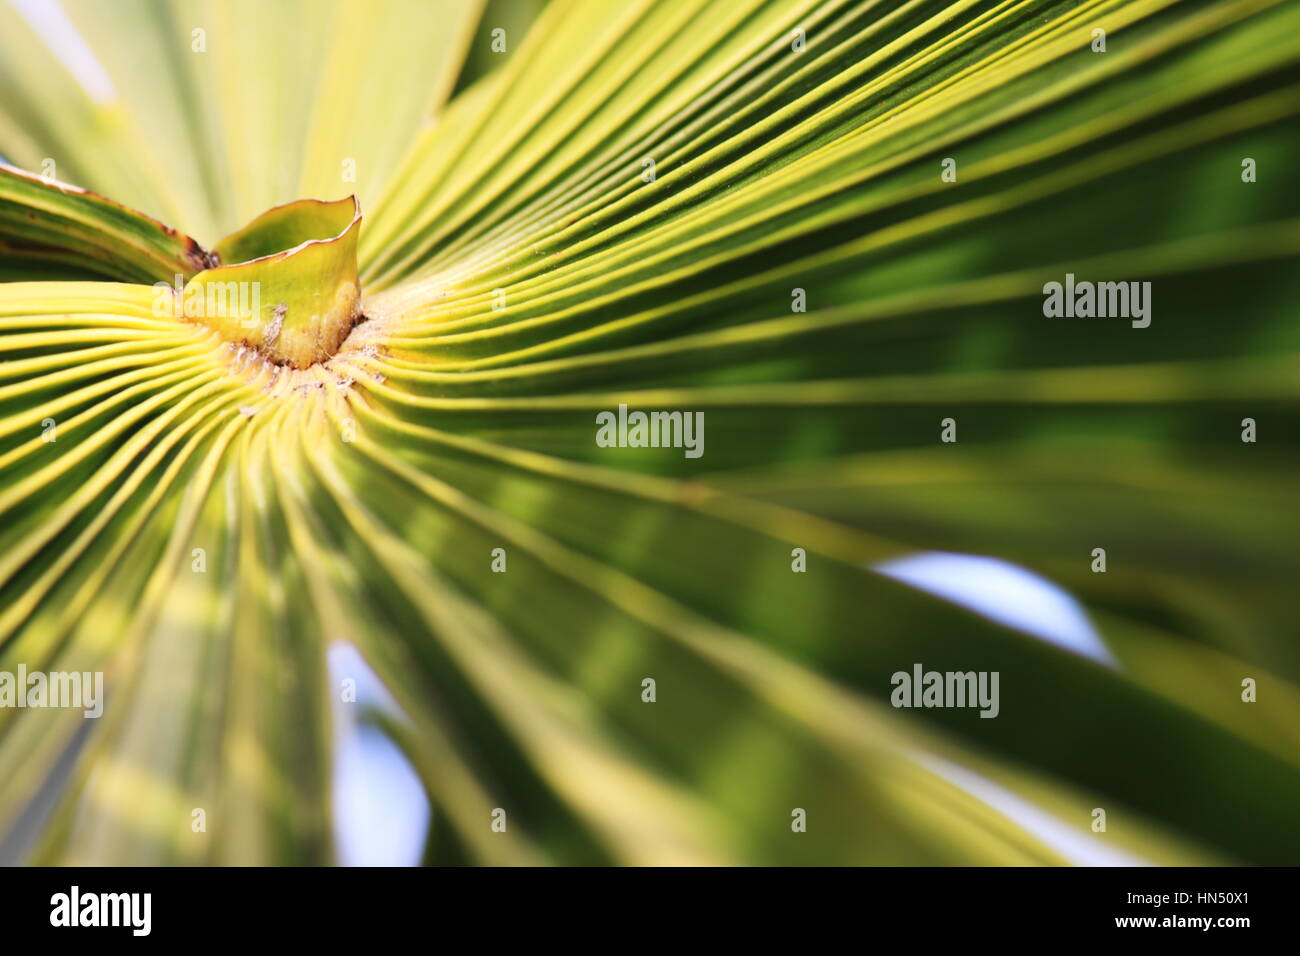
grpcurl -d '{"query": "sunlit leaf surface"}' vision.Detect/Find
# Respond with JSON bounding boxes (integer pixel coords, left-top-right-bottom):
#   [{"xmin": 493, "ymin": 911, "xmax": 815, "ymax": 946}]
[{"xmin": 0, "ymin": 0, "xmax": 1297, "ymax": 865}]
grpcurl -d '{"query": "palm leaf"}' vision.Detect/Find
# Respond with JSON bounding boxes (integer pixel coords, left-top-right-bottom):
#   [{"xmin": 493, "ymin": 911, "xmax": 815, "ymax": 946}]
[{"xmin": 0, "ymin": 0, "xmax": 1297, "ymax": 865}]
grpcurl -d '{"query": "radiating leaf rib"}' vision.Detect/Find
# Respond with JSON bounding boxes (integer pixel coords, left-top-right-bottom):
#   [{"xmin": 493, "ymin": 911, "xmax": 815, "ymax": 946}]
[
  {"xmin": 0, "ymin": 164, "xmax": 213, "ymax": 283},
  {"xmin": 309, "ymin": 385, "xmax": 1294, "ymax": 863},
  {"xmin": 1, "ymin": 405, "xmax": 244, "ymax": 862},
  {"xmin": 377, "ymin": 85, "xmax": 1299, "ymax": 367},
  {"xmin": 306, "ymin": 413, "xmax": 1092, "ymax": 864},
  {"xmin": 325, "ymin": 400, "xmax": 1248, "ymax": 863}
]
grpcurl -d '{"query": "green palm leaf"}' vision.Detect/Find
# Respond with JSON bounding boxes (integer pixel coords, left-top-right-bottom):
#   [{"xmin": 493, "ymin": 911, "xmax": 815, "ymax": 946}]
[{"xmin": 0, "ymin": 0, "xmax": 1297, "ymax": 865}]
